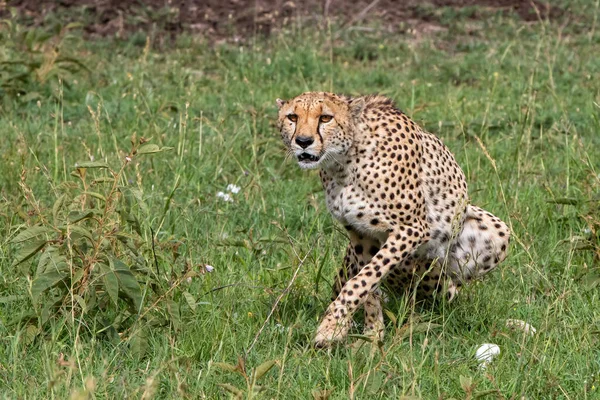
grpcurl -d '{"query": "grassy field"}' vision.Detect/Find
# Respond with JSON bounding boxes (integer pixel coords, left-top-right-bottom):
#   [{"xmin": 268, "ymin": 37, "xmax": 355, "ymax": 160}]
[{"xmin": 1, "ymin": 3, "xmax": 600, "ymax": 398}]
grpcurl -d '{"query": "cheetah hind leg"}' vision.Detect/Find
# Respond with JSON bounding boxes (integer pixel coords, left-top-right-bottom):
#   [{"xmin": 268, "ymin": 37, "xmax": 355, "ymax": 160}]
[
  {"xmin": 449, "ymin": 205, "xmax": 511, "ymax": 281},
  {"xmin": 395, "ymin": 205, "xmax": 510, "ymax": 298},
  {"xmin": 363, "ymin": 289, "xmax": 385, "ymax": 342},
  {"xmin": 398, "ymin": 205, "xmax": 510, "ymax": 297}
]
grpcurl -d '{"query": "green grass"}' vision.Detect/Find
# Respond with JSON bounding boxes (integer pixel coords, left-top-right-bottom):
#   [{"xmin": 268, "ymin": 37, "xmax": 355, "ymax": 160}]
[{"xmin": 2, "ymin": 4, "xmax": 600, "ymax": 398}]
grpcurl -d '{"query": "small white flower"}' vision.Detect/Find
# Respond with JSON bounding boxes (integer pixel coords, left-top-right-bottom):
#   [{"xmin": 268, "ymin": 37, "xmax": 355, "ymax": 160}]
[
  {"xmin": 216, "ymin": 191, "xmax": 233, "ymax": 202},
  {"xmin": 125, "ymin": 156, "xmax": 132, "ymax": 162},
  {"xmin": 186, "ymin": 277, "xmax": 192, "ymax": 284},
  {"xmin": 475, "ymin": 343, "xmax": 500, "ymax": 370},
  {"xmin": 506, "ymin": 319, "xmax": 537, "ymax": 336},
  {"xmin": 227, "ymin": 184, "xmax": 241, "ymax": 194},
  {"xmin": 205, "ymin": 265, "xmax": 214, "ymax": 273}
]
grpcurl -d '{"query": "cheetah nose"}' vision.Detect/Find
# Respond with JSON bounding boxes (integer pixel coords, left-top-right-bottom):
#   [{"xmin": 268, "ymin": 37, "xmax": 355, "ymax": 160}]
[{"xmin": 295, "ymin": 136, "xmax": 314, "ymax": 149}]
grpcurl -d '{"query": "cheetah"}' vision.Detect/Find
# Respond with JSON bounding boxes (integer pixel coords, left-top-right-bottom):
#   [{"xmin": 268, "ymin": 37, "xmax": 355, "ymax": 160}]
[{"xmin": 276, "ymin": 92, "xmax": 510, "ymax": 347}]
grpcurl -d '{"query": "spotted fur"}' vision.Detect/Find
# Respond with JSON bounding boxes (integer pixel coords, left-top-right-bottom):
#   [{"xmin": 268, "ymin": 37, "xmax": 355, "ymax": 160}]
[{"xmin": 276, "ymin": 92, "xmax": 510, "ymax": 347}]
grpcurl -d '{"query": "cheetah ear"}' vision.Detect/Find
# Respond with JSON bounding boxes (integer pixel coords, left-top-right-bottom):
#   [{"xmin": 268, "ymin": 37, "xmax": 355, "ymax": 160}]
[
  {"xmin": 348, "ymin": 97, "xmax": 365, "ymax": 117},
  {"xmin": 276, "ymin": 98, "xmax": 286, "ymax": 109}
]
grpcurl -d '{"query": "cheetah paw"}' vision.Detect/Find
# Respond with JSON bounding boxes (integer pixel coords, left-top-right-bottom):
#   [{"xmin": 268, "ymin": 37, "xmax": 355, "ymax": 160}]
[
  {"xmin": 446, "ymin": 281, "xmax": 460, "ymax": 302},
  {"xmin": 314, "ymin": 314, "xmax": 350, "ymax": 348},
  {"xmin": 363, "ymin": 322, "xmax": 385, "ymax": 343}
]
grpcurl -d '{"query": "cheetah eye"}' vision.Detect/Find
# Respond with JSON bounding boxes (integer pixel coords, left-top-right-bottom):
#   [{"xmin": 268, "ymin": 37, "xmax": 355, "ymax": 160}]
[
  {"xmin": 319, "ymin": 115, "xmax": 333, "ymax": 123},
  {"xmin": 287, "ymin": 114, "xmax": 298, "ymax": 123}
]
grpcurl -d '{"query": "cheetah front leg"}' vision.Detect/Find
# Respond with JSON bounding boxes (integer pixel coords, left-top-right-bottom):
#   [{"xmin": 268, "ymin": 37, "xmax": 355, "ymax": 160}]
[
  {"xmin": 333, "ymin": 235, "xmax": 385, "ymax": 342},
  {"xmin": 315, "ymin": 224, "xmax": 425, "ymax": 347}
]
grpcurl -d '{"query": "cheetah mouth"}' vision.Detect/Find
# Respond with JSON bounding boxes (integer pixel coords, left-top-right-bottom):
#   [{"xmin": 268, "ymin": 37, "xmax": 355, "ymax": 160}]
[{"xmin": 297, "ymin": 152, "xmax": 320, "ymax": 163}]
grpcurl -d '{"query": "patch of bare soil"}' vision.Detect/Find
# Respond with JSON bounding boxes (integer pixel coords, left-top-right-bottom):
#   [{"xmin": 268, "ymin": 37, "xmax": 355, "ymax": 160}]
[{"xmin": 4, "ymin": 0, "xmax": 564, "ymax": 40}]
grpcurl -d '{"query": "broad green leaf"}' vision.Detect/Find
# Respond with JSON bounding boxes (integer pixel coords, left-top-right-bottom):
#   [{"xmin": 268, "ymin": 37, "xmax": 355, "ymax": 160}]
[
  {"xmin": 583, "ymin": 272, "xmax": 600, "ymax": 291},
  {"xmin": 110, "ymin": 258, "xmax": 142, "ymax": 312},
  {"xmin": 19, "ymin": 91, "xmax": 41, "ymax": 103},
  {"xmin": 137, "ymin": 144, "xmax": 160, "ymax": 154},
  {"xmin": 366, "ymin": 370, "xmax": 385, "ymax": 394},
  {"xmin": 397, "ymin": 322, "xmax": 442, "ymax": 339},
  {"xmin": 254, "ymin": 359, "xmax": 277, "ymax": 380},
  {"xmin": 52, "ymin": 194, "xmax": 67, "ymax": 223},
  {"xmin": 384, "ymin": 308, "xmax": 398, "ymax": 326},
  {"xmin": 251, "ymin": 385, "xmax": 264, "ymax": 393},
  {"xmin": 183, "ymin": 291, "xmax": 197, "ymax": 312},
  {"xmin": 36, "ymin": 247, "xmax": 53, "ymax": 276},
  {"xmin": 12, "ymin": 240, "xmax": 47, "ymax": 267},
  {"xmin": 22, "ymin": 324, "xmax": 40, "ymax": 347},
  {"xmin": 119, "ymin": 187, "xmax": 149, "ymax": 217},
  {"xmin": 129, "ymin": 329, "xmax": 148, "ymax": 360},
  {"xmin": 217, "ymin": 383, "xmax": 243, "ymax": 398},
  {"xmin": 119, "ymin": 211, "xmax": 142, "ymax": 235},
  {"xmin": 86, "ymin": 285, "xmax": 97, "ymax": 310},
  {"xmin": 12, "ymin": 225, "xmax": 54, "ymax": 243},
  {"xmin": 115, "ymin": 233, "xmax": 140, "ymax": 255},
  {"xmin": 40, "ymin": 295, "xmax": 64, "ymax": 325},
  {"xmin": 167, "ymin": 298, "xmax": 181, "ymax": 331},
  {"xmin": 36, "ymin": 246, "xmax": 66, "ymax": 276},
  {"xmin": 31, "ymin": 269, "xmax": 68, "ymax": 303},
  {"xmin": 92, "ymin": 177, "xmax": 115, "ymax": 185},
  {"xmin": 82, "ymin": 191, "xmax": 106, "ymax": 202},
  {"xmin": 74, "ymin": 161, "xmax": 110, "ymax": 169},
  {"xmin": 69, "ymin": 210, "xmax": 96, "ymax": 224},
  {"xmin": 115, "ymin": 232, "xmax": 139, "ymax": 241},
  {"xmin": 65, "ymin": 22, "xmax": 84, "ymax": 30},
  {"xmin": 57, "ymin": 181, "xmax": 79, "ymax": 190},
  {"xmin": 66, "ymin": 225, "xmax": 94, "ymax": 243},
  {"xmin": 99, "ymin": 263, "xmax": 119, "ymax": 306},
  {"xmin": 56, "ymin": 56, "xmax": 91, "ymax": 73},
  {"xmin": 348, "ymin": 334, "xmax": 374, "ymax": 342},
  {"xmin": 127, "ymin": 187, "xmax": 149, "ymax": 214},
  {"xmin": 137, "ymin": 143, "xmax": 174, "ymax": 155},
  {"xmin": 73, "ymin": 294, "xmax": 87, "ymax": 313},
  {"xmin": 72, "ymin": 268, "xmax": 85, "ymax": 285},
  {"xmin": 460, "ymin": 375, "xmax": 473, "ymax": 392},
  {"xmin": 213, "ymin": 362, "xmax": 238, "ymax": 373}
]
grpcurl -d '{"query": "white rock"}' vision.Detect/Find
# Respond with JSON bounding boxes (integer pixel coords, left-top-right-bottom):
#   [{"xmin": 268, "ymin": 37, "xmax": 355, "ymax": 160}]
[
  {"xmin": 506, "ymin": 319, "xmax": 537, "ymax": 336},
  {"xmin": 475, "ymin": 343, "xmax": 500, "ymax": 370}
]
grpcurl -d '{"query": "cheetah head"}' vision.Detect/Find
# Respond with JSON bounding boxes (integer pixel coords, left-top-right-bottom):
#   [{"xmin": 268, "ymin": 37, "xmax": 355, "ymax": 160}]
[{"xmin": 276, "ymin": 92, "xmax": 364, "ymax": 169}]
